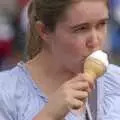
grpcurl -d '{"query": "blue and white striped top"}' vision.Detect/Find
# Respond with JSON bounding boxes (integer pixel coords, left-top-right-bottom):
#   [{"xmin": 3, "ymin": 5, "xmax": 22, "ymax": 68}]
[{"xmin": 0, "ymin": 62, "xmax": 120, "ymax": 120}]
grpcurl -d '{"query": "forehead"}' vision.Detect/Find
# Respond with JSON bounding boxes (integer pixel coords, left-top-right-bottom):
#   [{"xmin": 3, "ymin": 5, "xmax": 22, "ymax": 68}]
[{"xmin": 63, "ymin": 1, "xmax": 108, "ymax": 24}]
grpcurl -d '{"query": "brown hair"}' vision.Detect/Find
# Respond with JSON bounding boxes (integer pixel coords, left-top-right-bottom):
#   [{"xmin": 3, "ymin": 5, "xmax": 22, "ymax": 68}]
[{"xmin": 26, "ymin": 0, "xmax": 108, "ymax": 59}]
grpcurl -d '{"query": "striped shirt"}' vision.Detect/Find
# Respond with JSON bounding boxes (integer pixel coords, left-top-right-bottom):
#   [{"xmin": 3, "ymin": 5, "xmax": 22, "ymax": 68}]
[{"xmin": 0, "ymin": 62, "xmax": 120, "ymax": 120}]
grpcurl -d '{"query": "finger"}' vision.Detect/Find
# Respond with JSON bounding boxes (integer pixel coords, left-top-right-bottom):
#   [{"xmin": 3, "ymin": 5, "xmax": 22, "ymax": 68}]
[
  {"xmin": 73, "ymin": 91, "xmax": 89, "ymax": 100},
  {"xmin": 70, "ymin": 81, "xmax": 89, "ymax": 91},
  {"xmin": 69, "ymin": 99, "xmax": 84, "ymax": 110},
  {"xmin": 83, "ymin": 73, "xmax": 95, "ymax": 90}
]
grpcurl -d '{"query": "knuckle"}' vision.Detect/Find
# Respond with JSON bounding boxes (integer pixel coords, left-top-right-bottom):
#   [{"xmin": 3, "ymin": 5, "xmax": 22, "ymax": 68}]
[
  {"xmin": 84, "ymin": 92, "xmax": 88, "ymax": 97},
  {"xmin": 72, "ymin": 100, "xmax": 83, "ymax": 109},
  {"xmin": 80, "ymin": 101, "xmax": 84, "ymax": 106}
]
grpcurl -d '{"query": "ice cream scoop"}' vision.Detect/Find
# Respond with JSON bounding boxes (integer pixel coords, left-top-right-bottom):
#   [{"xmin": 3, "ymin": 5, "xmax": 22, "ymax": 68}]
[{"xmin": 84, "ymin": 50, "xmax": 109, "ymax": 80}]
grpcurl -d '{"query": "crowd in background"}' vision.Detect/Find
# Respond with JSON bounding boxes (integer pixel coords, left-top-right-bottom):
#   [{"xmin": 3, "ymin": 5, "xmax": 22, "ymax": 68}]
[
  {"xmin": 0, "ymin": 0, "xmax": 29, "ymax": 70},
  {"xmin": 108, "ymin": 0, "xmax": 120, "ymax": 64},
  {"xmin": 0, "ymin": 0, "xmax": 120, "ymax": 71}
]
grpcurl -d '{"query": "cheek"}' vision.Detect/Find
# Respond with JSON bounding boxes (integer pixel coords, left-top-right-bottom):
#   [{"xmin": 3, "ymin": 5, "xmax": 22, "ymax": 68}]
[
  {"xmin": 69, "ymin": 39, "xmax": 86, "ymax": 56},
  {"xmin": 57, "ymin": 35, "xmax": 87, "ymax": 58}
]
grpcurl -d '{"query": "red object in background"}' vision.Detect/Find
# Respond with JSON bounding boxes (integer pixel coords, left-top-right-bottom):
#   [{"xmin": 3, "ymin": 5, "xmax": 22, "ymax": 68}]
[
  {"xmin": 0, "ymin": 39, "xmax": 13, "ymax": 58},
  {"xmin": 18, "ymin": 0, "xmax": 30, "ymax": 8}
]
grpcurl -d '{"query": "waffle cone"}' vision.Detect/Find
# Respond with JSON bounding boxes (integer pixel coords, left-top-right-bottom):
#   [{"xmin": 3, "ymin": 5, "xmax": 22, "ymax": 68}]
[{"xmin": 84, "ymin": 57, "xmax": 106, "ymax": 79}]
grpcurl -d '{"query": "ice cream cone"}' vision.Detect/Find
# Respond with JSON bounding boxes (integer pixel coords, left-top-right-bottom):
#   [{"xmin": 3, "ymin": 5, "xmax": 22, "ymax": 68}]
[
  {"xmin": 84, "ymin": 57, "xmax": 106, "ymax": 80},
  {"xmin": 84, "ymin": 50, "xmax": 109, "ymax": 80},
  {"xmin": 71, "ymin": 50, "xmax": 109, "ymax": 115}
]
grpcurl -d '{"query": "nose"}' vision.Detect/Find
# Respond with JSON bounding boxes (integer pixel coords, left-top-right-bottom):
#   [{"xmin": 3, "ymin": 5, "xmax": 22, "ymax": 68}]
[{"xmin": 86, "ymin": 28, "xmax": 100, "ymax": 51}]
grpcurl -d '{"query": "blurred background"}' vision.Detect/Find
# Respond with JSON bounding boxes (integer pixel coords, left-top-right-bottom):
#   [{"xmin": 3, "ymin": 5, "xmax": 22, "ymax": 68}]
[
  {"xmin": 0, "ymin": 0, "xmax": 29, "ymax": 70},
  {"xmin": 108, "ymin": 0, "xmax": 120, "ymax": 65},
  {"xmin": 0, "ymin": 0, "xmax": 120, "ymax": 71}
]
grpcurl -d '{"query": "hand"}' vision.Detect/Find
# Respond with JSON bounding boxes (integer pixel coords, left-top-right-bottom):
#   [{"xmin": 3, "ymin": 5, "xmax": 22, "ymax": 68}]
[{"xmin": 42, "ymin": 73, "xmax": 94, "ymax": 120}]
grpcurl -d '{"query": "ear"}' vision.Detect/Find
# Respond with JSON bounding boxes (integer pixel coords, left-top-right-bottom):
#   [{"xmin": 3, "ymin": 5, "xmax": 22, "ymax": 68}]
[{"xmin": 35, "ymin": 21, "xmax": 50, "ymax": 42}]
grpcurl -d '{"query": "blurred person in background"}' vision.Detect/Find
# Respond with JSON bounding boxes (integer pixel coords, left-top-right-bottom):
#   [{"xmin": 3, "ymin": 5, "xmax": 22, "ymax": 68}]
[
  {"xmin": 0, "ymin": 10, "xmax": 15, "ymax": 70},
  {"xmin": 0, "ymin": 0, "xmax": 30, "ymax": 70},
  {"xmin": 0, "ymin": 0, "xmax": 120, "ymax": 120},
  {"xmin": 108, "ymin": 0, "xmax": 120, "ymax": 65},
  {"xmin": 12, "ymin": 0, "xmax": 30, "ymax": 64},
  {"xmin": 17, "ymin": 0, "xmax": 30, "ymax": 33},
  {"xmin": 0, "ymin": 0, "xmax": 18, "ymax": 16}
]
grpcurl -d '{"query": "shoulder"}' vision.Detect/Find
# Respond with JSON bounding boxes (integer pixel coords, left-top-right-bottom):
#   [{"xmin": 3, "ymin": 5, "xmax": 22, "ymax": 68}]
[
  {"xmin": 0, "ymin": 62, "xmax": 47, "ymax": 119},
  {"xmin": 0, "ymin": 61, "xmax": 33, "ymax": 103},
  {"xmin": 0, "ymin": 62, "xmax": 36, "ymax": 102},
  {"xmin": 0, "ymin": 66, "xmax": 20, "ymax": 97},
  {"xmin": 0, "ymin": 63, "xmax": 28, "ymax": 94},
  {"xmin": 0, "ymin": 65, "xmax": 27, "ymax": 119},
  {"xmin": 0, "ymin": 63, "xmax": 36, "ymax": 119},
  {"xmin": 0, "ymin": 62, "xmax": 30, "ymax": 98},
  {"xmin": 102, "ymin": 65, "xmax": 120, "ymax": 119},
  {"xmin": 102, "ymin": 64, "xmax": 120, "ymax": 94}
]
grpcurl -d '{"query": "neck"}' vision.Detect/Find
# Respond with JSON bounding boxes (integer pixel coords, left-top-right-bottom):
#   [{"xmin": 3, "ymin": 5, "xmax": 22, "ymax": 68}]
[{"xmin": 26, "ymin": 50, "xmax": 75, "ymax": 95}]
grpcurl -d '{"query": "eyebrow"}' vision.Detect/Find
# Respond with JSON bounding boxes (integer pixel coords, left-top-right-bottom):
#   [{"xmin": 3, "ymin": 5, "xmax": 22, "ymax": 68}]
[
  {"xmin": 70, "ymin": 17, "xmax": 109, "ymax": 30},
  {"xmin": 98, "ymin": 18, "xmax": 109, "ymax": 24}
]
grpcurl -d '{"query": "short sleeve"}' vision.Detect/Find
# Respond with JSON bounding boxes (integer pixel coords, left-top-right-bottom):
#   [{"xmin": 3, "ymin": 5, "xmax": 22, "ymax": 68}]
[
  {"xmin": 0, "ymin": 71, "xmax": 17, "ymax": 120},
  {"xmin": 0, "ymin": 63, "xmax": 49, "ymax": 120}
]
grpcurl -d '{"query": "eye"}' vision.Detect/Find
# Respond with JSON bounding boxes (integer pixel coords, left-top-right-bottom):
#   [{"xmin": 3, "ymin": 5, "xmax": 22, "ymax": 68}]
[
  {"xmin": 96, "ymin": 19, "xmax": 109, "ymax": 29},
  {"xmin": 73, "ymin": 25, "xmax": 89, "ymax": 33}
]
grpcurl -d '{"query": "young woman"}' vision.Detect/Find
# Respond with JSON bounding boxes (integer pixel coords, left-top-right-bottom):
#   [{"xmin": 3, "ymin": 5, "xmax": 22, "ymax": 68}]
[{"xmin": 0, "ymin": 0, "xmax": 120, "ymax": 120}]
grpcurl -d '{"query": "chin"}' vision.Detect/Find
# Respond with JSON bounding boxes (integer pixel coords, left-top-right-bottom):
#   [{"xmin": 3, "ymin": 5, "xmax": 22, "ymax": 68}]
[
  {"xmin": 69, "ymin": 64, "xmax": 84, "ymax": 74},
  {"xmin": 64, "ymin": 59, "xmax": 85, "ymax": 74}
]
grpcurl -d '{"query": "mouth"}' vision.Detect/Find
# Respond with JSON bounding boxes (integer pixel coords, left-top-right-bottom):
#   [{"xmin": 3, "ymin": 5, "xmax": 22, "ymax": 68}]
[
  {"xmin": 81, "ymin": 56, "xmax": 88, "ymax": 62},
  {"xmin": 80, "ymin": 55, "xmax": 89, "ymax": 66},
  {"xmin": 79, "ymin": 57, "xmax": 87, "ymax": 70}
]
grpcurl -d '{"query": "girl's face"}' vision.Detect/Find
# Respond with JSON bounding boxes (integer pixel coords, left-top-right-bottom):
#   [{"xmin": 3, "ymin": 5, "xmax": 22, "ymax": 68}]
[{"xmin": 44, "ymin": 1, "xmax": 109, "ymax": 74}]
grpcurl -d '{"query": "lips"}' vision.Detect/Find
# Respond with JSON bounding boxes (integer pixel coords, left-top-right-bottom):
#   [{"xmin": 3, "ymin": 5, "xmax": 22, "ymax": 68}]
[{"xmin": 81, "ymin": 56, "xmax": 88, "ymax": 62}]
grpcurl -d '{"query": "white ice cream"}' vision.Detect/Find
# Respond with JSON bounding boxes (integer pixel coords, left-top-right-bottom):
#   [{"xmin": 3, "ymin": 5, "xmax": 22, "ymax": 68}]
[{"xmin": 88, "ymin": 50, "xmax": 109, "ymax": 67}]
